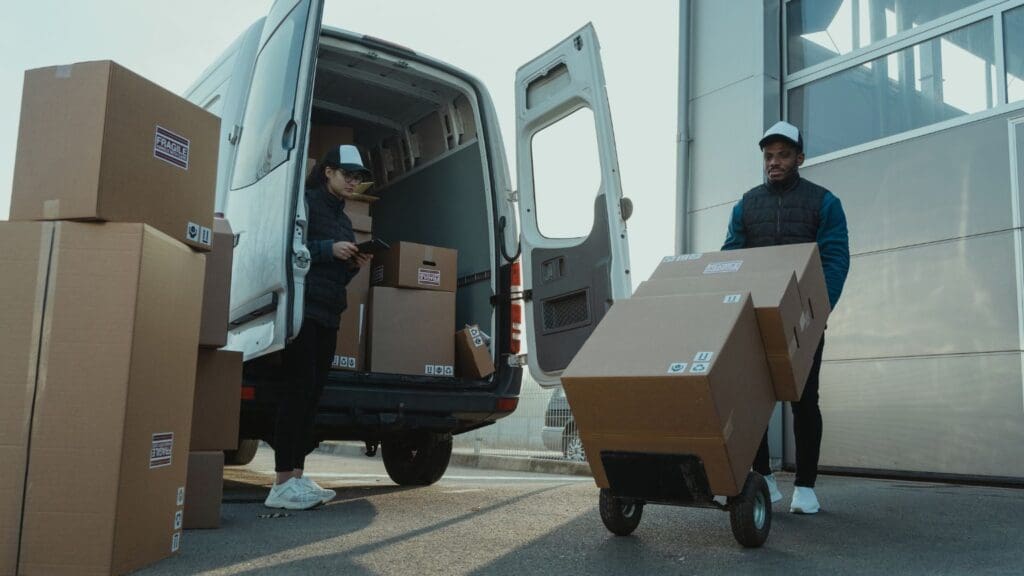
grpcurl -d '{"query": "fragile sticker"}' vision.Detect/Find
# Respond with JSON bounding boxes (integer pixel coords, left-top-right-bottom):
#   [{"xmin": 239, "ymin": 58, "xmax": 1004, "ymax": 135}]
[
  {"xmin": 150, "ymin": 432, "xmax": 174, "ymax": 469},
  {"xmin": 425, "ymin": 364, "xmax": 454, "ymax": 376},
  {"xmin": 667, "ymin": 362, "xmax": 688, "ymax": 374},
  {"xmin": 703, "ymin": 260, "xmax": 743, "ymax": 274},
  {"xmin": 690, "ymin": 362, "xmax": 710, "ymax": 374},
  {"xmin": 418, "ymin": 268, "xmax": 441, "ymax": 286},
  {"xmin": 723, "ymin": 294, "xmax": 742, "ymax": 304},
  {"xmin": 171, "ymin": 531, "xmax": 181, "ymax": 553},
  {"xmin": 153, "ymin": 125, "xmax": 190, "ymax": 170},
  {"xmin": 693, "ymin": 351, "xmax": 714, "ymax": 363},
  {"xmin": 333, "ymin": 355, "xmax": 357, "ymax": 369},
  {"xmin": 174, "ymin": 510, "xmax": 183, "ymax": 530},
  {"xmin": 176, "ymin": 486, "xmax": 186, "ymax": 506}
]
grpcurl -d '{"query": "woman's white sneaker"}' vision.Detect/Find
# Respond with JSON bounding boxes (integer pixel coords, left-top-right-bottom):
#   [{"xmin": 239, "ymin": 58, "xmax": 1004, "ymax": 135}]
[
  {"xmin": 763, "ymin": 473, "xmax": 784, "ymax": 503},
  {"xmin": 790, "ymin": 486, "xmax": 820, "ymax": 514},
  {"xmin": 299, "ymin": 476, "xmax": 337, "ymax": 504},
  {"xmin": 264, "ymin": 478, "xmax": 323, "ymax": 510}
]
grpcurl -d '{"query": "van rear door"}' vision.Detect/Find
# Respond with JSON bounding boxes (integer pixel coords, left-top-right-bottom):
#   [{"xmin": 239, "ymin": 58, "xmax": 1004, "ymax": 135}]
[
  {"xmin": 223, "ymin": 0, "xmax": 325, "ymax": 360},
  {"xmin": 515, "ymin": 23, "xmax": 632, "ymax": 388}
]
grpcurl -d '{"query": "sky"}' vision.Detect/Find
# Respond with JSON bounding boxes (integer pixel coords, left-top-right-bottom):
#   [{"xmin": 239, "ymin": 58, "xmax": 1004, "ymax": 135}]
[{"xmin": 0, "ymin": 0, "xmax": 680, "ymax": 285}]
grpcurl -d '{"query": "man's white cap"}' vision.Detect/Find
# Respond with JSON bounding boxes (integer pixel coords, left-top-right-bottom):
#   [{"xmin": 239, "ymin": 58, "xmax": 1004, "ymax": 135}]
[
  {"xmin": 324, "ymin": 144, "xmax": 371, "ymax": 177},
  {"xmin": 759, "ymin": 121, "xmax": 803, "ymax": 151}
]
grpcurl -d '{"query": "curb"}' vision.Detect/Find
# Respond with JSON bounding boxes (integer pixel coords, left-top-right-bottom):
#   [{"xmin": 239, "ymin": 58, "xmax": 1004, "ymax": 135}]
[{"xmin": 315, "ymin": 441, "xmax": 592, "ymax": 477}]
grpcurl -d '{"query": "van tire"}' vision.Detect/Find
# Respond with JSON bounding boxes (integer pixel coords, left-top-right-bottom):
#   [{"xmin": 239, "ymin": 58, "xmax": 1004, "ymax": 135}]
[
  {"xmin": 225, "ymin": 438, "xmax": 260, "ymax": 466},
  {"xmin": 381, "ymin": 433, "xmax": 453, "ymax": 486}
]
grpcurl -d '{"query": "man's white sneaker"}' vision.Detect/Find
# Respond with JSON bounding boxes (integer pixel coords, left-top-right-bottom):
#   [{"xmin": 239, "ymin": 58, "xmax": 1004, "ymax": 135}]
[
  {"xmin": 264, "ymin": 478, "xmax": 323, "ymax": 510},
  {"xmin": 790, "ymin": 486, "xmax": 820, "ymax": 514},
  {"xmin": 763, "ymin": 473, "xmax": 783, "ymax": 503},
  {"xmin": 299, "ymin": 476, "xmax": 336, "ymax": 504}
]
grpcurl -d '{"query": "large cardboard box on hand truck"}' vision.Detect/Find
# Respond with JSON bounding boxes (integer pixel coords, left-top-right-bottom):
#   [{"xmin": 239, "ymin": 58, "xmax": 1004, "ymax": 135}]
[
  {"xmin": 647, "ymin": 244, "xmax": 830, "ymax": 400},
  {"xmin": 561, "ymin": 292, "xmax": 776, "ymax": 497},
  {"xmin": 0, "ymin": 221, "xmax": 204, "ymax": 575}
]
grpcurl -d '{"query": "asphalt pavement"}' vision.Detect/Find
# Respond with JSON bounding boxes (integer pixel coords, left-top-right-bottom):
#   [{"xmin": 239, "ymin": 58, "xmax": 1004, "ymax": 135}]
[{"xmin": 136, "ymin": 447, "xmax": 1024, "ymax": 575}]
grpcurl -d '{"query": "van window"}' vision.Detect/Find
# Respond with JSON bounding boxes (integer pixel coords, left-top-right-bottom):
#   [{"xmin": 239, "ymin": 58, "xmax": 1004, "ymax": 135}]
[
  {"xmin": 530, "ymin": 107, "xmax": 601, "ymax": 239},
  {"xmin": 231, "ymin": 2, "xmax": 309, "ymax": 189}
]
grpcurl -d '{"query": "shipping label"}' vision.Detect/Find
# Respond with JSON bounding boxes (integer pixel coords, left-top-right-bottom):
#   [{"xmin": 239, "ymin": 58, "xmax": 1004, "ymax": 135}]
[
  {"xmin": 703, "ymin": 260, "xmax": 743, "ymax": 274},
  {"xmin": 667, "ymin": 362, "xmax": 688, "ymax": 374},
  {"xmin": 150, "ymin": 432, "xmax": 174, "ymax": 469},
  {"xmin": 425, "ymin": 364, "xmax": 454, "ymax": 376},
  {"xmin": 662, "ymin": 253, "xmax": 702, "ymax": 263},
  {"xmin": 153, "ymin": 125, "xmax": 190, "ymax": 170},
  {"xmin": 693, "ymin": 351, "xmax": 714, "ymax": 363},
  {"xmin": 418, "ymin": 268, "xmax": 441, "ymax": 286},
  {"xmin": 333, "ymin": 355, "xmax": 357, "ymax": 369},
  {"xmin": 723, "ymin": 294, "xmax": 743, "ymax": 304}
]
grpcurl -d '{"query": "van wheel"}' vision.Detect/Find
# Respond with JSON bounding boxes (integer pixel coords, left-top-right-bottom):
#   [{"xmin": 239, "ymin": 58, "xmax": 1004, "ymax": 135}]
[
  {"xmin": 728, "ymin": 472, "xmax": 772, "ymax": 548},
  {"xmin": 599, "ymin": 489, "xmax": 643, "ymax": 536},
  {"xmin": 224, "ymin": 438, "xmax": 260, "ymax": 466},
  {"xmin": 381, "ymin": 433, "xmax": 453, "ymax": 486}
]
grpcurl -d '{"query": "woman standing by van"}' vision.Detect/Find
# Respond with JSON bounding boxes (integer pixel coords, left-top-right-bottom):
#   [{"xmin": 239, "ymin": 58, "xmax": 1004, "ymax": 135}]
[{"xmin": 264, "ymin": 144, "xmax": 373, "ymax": 510}]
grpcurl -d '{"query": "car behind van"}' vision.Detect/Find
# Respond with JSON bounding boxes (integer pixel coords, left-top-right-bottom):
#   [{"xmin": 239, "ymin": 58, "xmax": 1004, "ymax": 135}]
[{"xmin": 185, "ymin": 0, "xmax": 631, "ymax": 485}]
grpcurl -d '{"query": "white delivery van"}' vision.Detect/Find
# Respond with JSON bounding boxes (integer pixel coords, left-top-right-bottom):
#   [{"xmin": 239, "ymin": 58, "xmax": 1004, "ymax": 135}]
[{"xmin": 185, "ymin": 0, "xmax": 631, "ymax": 484}]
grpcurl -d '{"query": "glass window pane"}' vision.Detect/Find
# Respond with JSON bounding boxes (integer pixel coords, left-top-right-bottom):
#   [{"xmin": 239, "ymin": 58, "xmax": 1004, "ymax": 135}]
[
  {"xmin": 1006, "ymin": 5, "xmax": 1024, "ymax": 103},
  {"xmin": 531, "ymin": 108, "xmax": 600, "ymax": 239},
  {"xmin": 789, "ymin": 19, "xmax": 995, "ymax": 158},
  {"xmin": 787, "ymin": 0, "xmax": 982, "ymax": 73}
]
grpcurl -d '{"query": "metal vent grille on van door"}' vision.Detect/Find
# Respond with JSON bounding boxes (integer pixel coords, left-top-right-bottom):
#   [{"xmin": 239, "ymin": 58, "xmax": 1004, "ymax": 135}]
[{"xmin": 542, "ymin": 290, "xmax": 591, "ymax": 333}]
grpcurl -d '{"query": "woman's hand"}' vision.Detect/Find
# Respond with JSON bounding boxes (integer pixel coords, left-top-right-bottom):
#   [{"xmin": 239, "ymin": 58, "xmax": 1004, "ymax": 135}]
[
  {"xmin": 332, "ymin": 241, "xmax": 358, "ymax": 261},
  {"xmin": 353, "ymin": 253, "xmax": 373, "ymax": 268}
]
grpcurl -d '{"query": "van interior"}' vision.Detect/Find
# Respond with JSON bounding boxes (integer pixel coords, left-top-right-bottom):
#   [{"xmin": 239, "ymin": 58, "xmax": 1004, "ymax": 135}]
[{"xmin": 307, "ymin": 35, "xmax": 499, "ymax": 381}]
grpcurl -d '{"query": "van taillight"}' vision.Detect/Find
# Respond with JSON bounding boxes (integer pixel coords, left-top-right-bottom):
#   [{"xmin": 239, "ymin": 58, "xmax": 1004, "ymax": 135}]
[{"xmin": 510, "ymin": 260, "xmax": 522, "ymax": 355}]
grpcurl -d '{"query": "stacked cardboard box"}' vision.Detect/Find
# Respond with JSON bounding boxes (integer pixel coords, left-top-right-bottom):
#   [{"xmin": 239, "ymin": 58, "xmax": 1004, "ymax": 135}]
[
  {"xmin": 561, "ymin": 244, "xmax": 830, "ymax": 497},
  {"xmin": 456, "ymin": 325, "xmax": 496, "ymax": 379},
  {"xmin": 368, "ymin": 242, "xmax": 458, "ymax": 376},
  {"xmin": 332, "ymin": 195, "xmax": 375, "ymax": 372},
  {"xmin": 2, "ymin": 60, "xmax": 217, "ymax": 574}
]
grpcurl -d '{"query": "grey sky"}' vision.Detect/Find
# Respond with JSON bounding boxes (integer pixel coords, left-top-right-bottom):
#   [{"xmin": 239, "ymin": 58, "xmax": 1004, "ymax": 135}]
[{"xmin": 0, "ymin": 0, "xmax": 680, "ymax": 284}]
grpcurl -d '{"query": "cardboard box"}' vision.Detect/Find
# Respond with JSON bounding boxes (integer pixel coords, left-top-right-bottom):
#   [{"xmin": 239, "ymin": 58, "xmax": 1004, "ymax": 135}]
[
  {"xmin": 10, "ymin": 61, "xmax": 218, "ymax": 252},
  {"xmin": 190, "ymin": 349, "xmax": 242, "ymax": 451},
  {"xmin": 199, "ymin": 218, "xmax": 234, "ymax": 348},
  {"xmin": 561, "ymin": 292, "xmax": 775, "ymax": 497},
  {"xmin": 346, "ymin": 195, "xmax": 377, "ymax": 218},
  {"xmin": 349, "ymin": 212, "xmax": 373, "ymax": 234},
  {"xmin": 332, "ymin": 289, "xmax": 368, "ymax": 372},
  {"xmin": 456, "ymin": 325, "xmax": 496, "ymax": 379},
  {"xmin": 635, "ymin": 272, "xmax": 809, "ymax": 400},
  {"xmin": 368, "ymin": 287, "xmax": 455, "ymax": 376},
  {"xmin": 371, "ymin": 242, "xmax": 457, "ymax": 293},
  {"xmin": 0, "ymin": 221, "xmax": 204, "ymax": 575},
  {"xmin": 308, "ymin": 123, "xmax": 354, "ymax": 162},
  {"xmin": 183, "ymin": 452, "xmax": 224, "ymax": 530},
  {"xmin": 650, "ymin": 244, "xmax": 831, "ymax": 400}
]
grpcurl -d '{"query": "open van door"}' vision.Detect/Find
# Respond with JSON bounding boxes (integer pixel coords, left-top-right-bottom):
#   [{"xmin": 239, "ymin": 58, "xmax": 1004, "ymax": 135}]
[
  {"xmin": 515, "ymin": 23, "xmax": 632, "ymax": 388},
  {"xmin": 223, "ymin": 0, "xmax": 325, "ymax": 360}
]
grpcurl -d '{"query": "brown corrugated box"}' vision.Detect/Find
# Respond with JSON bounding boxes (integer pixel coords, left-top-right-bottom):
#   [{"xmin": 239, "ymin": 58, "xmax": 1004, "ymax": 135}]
[
  {"xmin": 368, "ymin": 287, "xmax": 455, "ymax": 376},
  {"xmin": 561, "ymin": 292, "xmax": 775, "ymax": 497},
  {"xmin": 456, "ymin": 325, "xmax": 495, "ymax": 379},
  {"xmin": 0, "ymin": 221, "xmax": 204, "ymax": 575},
  {"xmin": 346, "ymin": 194, "xmax": 376, "ymax": 218},
  {"xmin": 199, "ymin": 218, "xmax": 234, "ymax": 348},
  {"xmin": 308, "ymin": 124, "xmax": 354, "ymax": 162},
  {"xmin": 371, "ymin": 242, "xmax": 457, "ymax": 293},
  {"xmin": 190, "ymin": 349, "xmax": 242, "ymax": 451},
  {"xmin": 332, "ymin": 289, "xmax": 368, "ymax": 372},
  {"xmin": 649, "ymin": 244, "xmax": 830, "ymax": 400},
  {"xmin": 10, "ymin": 61, "xmax": 218, "ymax": 252},
  {"xmin": 183, "ymin": 451, "xmax": 224, "ymax": 530}
]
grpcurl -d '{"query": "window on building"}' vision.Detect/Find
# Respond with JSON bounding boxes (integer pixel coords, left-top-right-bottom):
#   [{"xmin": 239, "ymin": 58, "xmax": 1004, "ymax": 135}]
[
  {"xmin": 787, "ymin": 0, "xmax": 983, "ymax": 74},
  {"xmin": 1007, "ymin": 5, "xmax": 1024, "ymax": 103},
  {"xmin": 789, "ymin": 18, "xmax": 996, "ymax": 157}
]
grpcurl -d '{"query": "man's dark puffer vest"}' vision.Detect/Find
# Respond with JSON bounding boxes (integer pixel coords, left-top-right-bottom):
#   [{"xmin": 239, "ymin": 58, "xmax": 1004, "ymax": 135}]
[{"xmin": 740, "ymin": 177, "xmax": 827, "ymax": 247}]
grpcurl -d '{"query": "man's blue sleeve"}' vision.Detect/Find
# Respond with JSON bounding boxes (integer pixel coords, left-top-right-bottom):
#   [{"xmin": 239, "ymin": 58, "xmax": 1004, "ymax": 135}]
[
  {"xmin": 308, "ymin": 239, "xmax": 336, "ymax": 264},
  {"xmin": 817, "ymin": 192, "xmax": 850, "ymax": 309},
  {"xmin": 722, "ymin": 200, "xmax": 746, "ymax": 251}
]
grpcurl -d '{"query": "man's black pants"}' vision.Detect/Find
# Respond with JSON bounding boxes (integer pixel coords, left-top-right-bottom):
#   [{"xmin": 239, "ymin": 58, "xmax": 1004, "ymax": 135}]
[
  {"xmin": 753, "ymin": 337, "xmax": 825, "ymax": 488},
  {"xmin": 273, "ymin": 320, "xmax": 338, "ymax": 473}
]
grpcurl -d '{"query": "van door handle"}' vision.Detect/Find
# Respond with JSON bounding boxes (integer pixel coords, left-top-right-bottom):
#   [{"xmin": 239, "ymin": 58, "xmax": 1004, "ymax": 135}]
[{"xmin": 282, "ymin": 120, "xmax": 297, "ymax": 151}]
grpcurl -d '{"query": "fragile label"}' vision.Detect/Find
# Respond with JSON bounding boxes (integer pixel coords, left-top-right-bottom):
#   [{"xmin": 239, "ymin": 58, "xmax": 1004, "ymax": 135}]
[
  {"xmin": 703, "ymin": 260, "xmax": 742, "ymax": 274},
  {"xmin": 690, "ymin": 363, "xmax": 710, "ymax": 374},
  {"xmin": 667, "ymin": 362, "xmax": 688, "ymax": 374},
  {"xmin": 186, "ymin": 222, "xmax": 212, "ymax": 246},
  {"xmin": 662, "ymin": 253, "xmax": 702, "ymax": 263},
  {"xmin": 150, "ymin": 432, "xmax": 174, "ymax": 469},
  {"xmin": 425, "ymin": 364, "xmax": 454, "ymax": 376},
  {"xmin": 174, "ymin": 510, "xmax": 183, "ymax": 530},
  {"xmin": 176, "ymin": 486, "xmax": 186, "ymax": 506},
  {"xmin": 693, "ymin": 351, "xmax": 714, "ymax": 363},
  {"xmin": 418, "ymin": 268, "xmax": 441, "ymax": 286},
  {"xmin": 333, "ymin": 355, "xmax": 357, "ymax": 369},
  {"xmin": 153, "ymin": 125, "xmax": 190, "ymax": 170},
  {"xmin": 171, "ymin": 532, "xmax": 181, "ymax": 553},
  {"xmin": 723, "ymin": 294, "xmax": 743, "ymax": 304}
]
